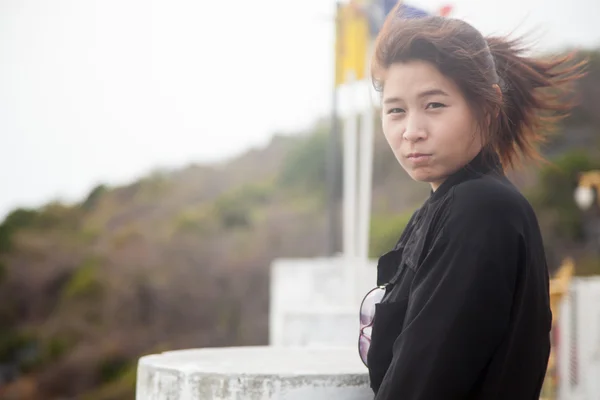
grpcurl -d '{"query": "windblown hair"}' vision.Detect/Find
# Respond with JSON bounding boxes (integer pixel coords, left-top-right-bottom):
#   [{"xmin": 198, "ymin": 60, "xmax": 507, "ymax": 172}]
[{"xmin": 371, "ymin": 6, "xmax": 587, "ymax": 169}]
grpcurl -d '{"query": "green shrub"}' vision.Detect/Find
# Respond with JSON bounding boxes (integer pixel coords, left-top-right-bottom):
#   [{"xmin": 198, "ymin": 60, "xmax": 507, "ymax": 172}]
[
  {"xmin": 45, "ymin": 336, "xmax": 70, "ymax": 361},
  {"xmin": 213, "ymin": 182, "xmax": 274, "ymax": 230},
  {"xmin": 369, "ymin": 210, "xmax": 414, "ymax": 258},
  {"xmin": 98, "ymin": 356, "xmax": 132, "ymax": 383},
  {"xmin": 278, "ymin": 129, "xmax": 329, "ymax": 195},
  {"xmin": 62, "ymin": 258, "xmax": 103, "ymax": 301},
  {"xmin": 82, "ymin": 184, "xmax": 108, "ymax": 211},
  {"xmin": 0, "ymin": 208, "xmax": 39, "ymax": 253},
  {"xmin": 528, "ymin": 150, "xmax": 600, "ymax": 241}
]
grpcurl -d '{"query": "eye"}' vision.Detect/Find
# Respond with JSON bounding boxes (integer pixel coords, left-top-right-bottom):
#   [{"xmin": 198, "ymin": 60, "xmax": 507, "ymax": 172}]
[
  {"xmin": 387, "ymin": 107, "xmax": 405, "ymax": 114},
  {"xmin": 426, "ymin": 102, "xmax": 446, "ymax": 109}
]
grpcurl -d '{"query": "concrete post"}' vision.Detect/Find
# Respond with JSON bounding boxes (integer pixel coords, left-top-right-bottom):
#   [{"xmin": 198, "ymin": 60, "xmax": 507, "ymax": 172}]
[{"xmin": 136, "ymin": 347, "xmax": 371, "ymax": 400}]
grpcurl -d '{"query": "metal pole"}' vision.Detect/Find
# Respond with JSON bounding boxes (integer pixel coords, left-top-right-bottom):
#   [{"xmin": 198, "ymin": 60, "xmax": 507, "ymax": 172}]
[
  {"xmin": 343, "ymin": 84, "xmax": 358, "ymax": 305},
  {"xmin": 326, "ymin": 2, "xmax": 342, "ymax": 256},
  {"xmin": 343, "ymin": 90, "xmax": 358, "ymax": 260},
  {"xmin": 356, "ymin": 30, "xmax": 375, "ymax": 262},
  {"xmin": 357, "ymin": 99, "xmax": 374, "ymax": 261}
]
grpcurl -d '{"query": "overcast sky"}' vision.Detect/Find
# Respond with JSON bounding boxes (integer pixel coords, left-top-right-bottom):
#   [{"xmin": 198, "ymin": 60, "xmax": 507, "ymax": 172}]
[{"xmin": 1, "ymin": 0, "xmax": 599, "ymax": 218}]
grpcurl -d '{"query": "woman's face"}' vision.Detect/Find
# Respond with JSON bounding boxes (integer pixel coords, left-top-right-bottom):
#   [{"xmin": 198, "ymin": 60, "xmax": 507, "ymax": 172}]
[{"xmin": 381, "ymin": 60, "xmax": 483, "ymax": 191}]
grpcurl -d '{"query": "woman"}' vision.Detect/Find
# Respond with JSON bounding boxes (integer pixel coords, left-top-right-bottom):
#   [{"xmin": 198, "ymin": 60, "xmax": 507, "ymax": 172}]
[{"xmin": 358, "ymin": 5, "xmax": 586, "ymax": 400}]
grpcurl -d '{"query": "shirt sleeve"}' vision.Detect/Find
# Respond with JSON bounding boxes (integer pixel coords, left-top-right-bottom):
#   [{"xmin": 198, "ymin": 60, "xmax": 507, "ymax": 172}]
[{"xmin": 374, "ymin": 185, "xmax": 522, "ymax": 400}]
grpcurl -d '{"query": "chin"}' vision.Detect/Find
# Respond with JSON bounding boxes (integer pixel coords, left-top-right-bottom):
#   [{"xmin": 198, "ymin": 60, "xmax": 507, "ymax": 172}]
[
  {"xmin": 408, "ymin": 170, "xmax": 434, "ymax": 183},
  {"xmin": 409, "ymin": 170, "xmax": 447, "ymax": 187}
]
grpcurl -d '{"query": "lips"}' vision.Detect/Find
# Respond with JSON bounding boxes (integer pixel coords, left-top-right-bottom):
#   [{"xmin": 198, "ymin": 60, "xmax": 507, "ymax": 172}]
[
  {"xmin": 406, "ymin": 153, "xmax": 432, "ymax": 164},
  {"xmin": 407, "ymin": 153, "xmax": 432, "ymax": 159}
]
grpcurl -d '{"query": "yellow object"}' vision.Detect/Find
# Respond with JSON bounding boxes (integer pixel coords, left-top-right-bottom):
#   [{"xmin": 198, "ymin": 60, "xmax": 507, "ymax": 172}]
[
  {"xmin": 578, "ymin": 170, "xmax": 600, "ymax": 188},
  {"xmin": 335, "ymin": 1, "xmax": 370, "ymax": 86},
  {"xmin": 542, "ymin": 257, "xmax": 575, "ymax": 399},
  {"xmin": 549, "ymin": 257, "xmax": 574, "ymax": 320}
]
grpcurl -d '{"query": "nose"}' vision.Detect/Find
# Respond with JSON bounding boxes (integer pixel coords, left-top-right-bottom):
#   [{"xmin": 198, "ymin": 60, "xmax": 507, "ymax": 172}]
[{"xmin": 402, "ymin": 113, "xmax": 427, "ymax": 142}]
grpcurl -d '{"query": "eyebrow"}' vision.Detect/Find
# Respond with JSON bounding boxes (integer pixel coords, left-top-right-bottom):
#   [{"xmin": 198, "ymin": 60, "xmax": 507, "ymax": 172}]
[{"xmin": 383, "ymin": 89, "xmax": 450, "ymax": 105}]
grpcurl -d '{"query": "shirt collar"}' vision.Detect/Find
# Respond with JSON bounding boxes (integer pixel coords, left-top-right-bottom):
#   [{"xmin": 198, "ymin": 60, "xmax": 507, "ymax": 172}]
[{"xmin": 429, "ymin": 148, "xmax": 503, "ymax": 202}]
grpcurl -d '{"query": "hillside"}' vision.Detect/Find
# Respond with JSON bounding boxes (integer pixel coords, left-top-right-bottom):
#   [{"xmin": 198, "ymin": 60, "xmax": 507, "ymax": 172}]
[{"xmin": 0, "ymin": 48, "xmax": 599, "ymax": 399}]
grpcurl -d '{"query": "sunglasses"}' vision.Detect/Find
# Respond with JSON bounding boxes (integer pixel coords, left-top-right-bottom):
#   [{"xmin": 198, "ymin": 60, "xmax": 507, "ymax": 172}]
[{"xmin": 358, "ymin": 284, "xmax": 388, "ymax": 367}]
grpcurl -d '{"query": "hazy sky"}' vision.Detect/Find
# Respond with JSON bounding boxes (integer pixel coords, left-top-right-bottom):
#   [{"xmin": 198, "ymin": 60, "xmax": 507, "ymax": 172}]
[{"xmin": 1, "ymin": 0, "xmax": 599, "ymax": 218}]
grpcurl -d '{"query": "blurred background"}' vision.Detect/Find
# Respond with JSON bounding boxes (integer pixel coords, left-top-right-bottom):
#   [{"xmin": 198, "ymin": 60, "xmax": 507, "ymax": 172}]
[{"xmin": 0, "ymin": 0, "xmax": 599, "ymax": 399}]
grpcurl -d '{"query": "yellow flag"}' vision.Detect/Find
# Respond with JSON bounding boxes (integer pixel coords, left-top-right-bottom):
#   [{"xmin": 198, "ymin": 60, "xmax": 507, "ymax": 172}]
[{"xmin": 335, "ymin": 2, "xmax": 369, "ymax": 86}]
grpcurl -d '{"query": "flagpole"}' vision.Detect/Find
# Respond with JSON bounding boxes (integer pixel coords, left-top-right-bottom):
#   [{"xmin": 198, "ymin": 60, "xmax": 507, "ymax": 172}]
[
  {"xmin": 357, "ymin": 79, "xmax": 374, "ymax": 263},
  {"xmin": 356, "ymin": 1, "xmax": 375, "ymax": 265},
  {"xmin": 342, "ymin": 78, "xmax": 358, "ymax": 262},
  {"xmin": 327, "ymin": 2, "xmax": 342, "ymax": 257}
]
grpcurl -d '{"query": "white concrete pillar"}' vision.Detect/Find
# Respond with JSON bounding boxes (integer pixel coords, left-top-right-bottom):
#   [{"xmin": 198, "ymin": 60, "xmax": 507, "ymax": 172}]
[
  {"xmin": 136, "ymin": 346, "xmax": 371, "ymax": 400},
  {"xmin": 269, "ymin": 258, "xmax": 377, "ymax": 347}
]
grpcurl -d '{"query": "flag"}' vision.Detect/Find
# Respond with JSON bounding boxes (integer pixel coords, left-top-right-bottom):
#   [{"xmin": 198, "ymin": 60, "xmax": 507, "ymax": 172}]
[
  {"xmin": 397, "ymin": 3, "xmax": 430, "ymax": 19},
  {"xmin": 334, "ymin": 1, "xmax": 454, "ymax": 86},
  {"xmin": 367, "ymin": 1, "xmax": 453, "ymax": 36},
  {"xmin": 335, "ymin": 2, "xmax": 369, "ymax": 86}
]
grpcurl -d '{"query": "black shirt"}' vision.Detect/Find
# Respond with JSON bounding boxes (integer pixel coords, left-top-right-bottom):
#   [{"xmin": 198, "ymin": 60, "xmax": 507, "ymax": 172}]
[{"xmin": 367, "ymin": 150, "xmax": 552, "ymax": 400}]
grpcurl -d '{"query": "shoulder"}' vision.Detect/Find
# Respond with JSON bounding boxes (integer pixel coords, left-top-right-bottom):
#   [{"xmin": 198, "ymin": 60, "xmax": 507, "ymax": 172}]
[{"xmin": 446, "ymin": 175, "xmax": 531, "ymax": 228}]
